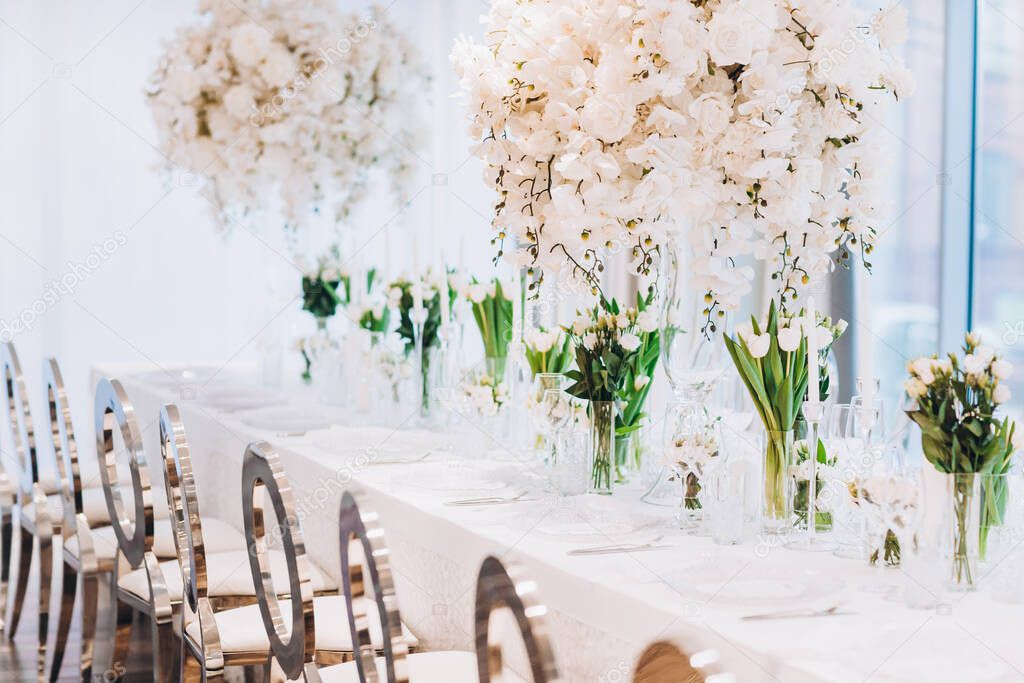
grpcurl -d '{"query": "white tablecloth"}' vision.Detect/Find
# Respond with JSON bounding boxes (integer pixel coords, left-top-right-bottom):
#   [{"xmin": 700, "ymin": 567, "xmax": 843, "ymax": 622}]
[{"xmin": 94, "ymin": 365, "xmax": 1024, "ymax": 682}]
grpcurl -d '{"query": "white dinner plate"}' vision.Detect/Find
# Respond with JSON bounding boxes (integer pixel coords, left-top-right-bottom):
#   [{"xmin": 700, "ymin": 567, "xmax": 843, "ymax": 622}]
[
  {"xmin": 666, "ymin": 564, "xmax": 841, "ymax": 607},
  {"xmin": 238, "ymin": 405, "xmax": 347, "ymax": 434},
  {"xmin": 309, "ymin": 427, "xmax": 438, "ymax": 463},
  {"xmin": 198, "ymin": 388, "xmax": 282, "ymax": 412},
  {"xmin": 392, "ymin": 467, "xmax": 507, "ymax": 494}
]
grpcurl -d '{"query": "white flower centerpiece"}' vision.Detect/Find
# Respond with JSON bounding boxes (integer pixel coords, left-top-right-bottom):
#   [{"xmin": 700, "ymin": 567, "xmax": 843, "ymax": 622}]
[
  {"xmin": 453, "ymin": 0, "xmax": 910, "ymax": 329},
  {"xmin": 148, "ymin": 0, "xmax": 425, "ymax": 233}
]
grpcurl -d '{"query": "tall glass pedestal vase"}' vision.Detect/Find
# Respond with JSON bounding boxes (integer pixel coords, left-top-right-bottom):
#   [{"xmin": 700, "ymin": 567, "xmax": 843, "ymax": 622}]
[
  {"xmin": 762, "ymin": 429, "xmax": 795, "ymax": 534},
  {"xmin": 588, "ymin": 401, "xmax": 616, "ymax": 495}
]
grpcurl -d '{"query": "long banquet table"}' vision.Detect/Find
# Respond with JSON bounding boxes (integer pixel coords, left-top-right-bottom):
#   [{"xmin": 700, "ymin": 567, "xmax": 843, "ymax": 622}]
[{"xmin": 95, "ymin": 364, "xmax": 1024, "ymax": 682}]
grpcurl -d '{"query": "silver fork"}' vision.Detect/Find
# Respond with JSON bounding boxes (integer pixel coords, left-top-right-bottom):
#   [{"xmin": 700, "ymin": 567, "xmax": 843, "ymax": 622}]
[
  {"xmin": 568, "ymin": 535, "xmax": 667, "ymax": 556},
  {"xmin": 444, "ymin": 491, "xmax": 530, "ymax": 507}
]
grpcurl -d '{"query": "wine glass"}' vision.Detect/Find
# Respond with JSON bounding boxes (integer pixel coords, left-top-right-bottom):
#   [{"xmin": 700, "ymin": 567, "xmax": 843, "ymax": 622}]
[
  {"xmin": 854, "ymin": 445, "xmax": 905, "ymax": 594},
  {"xmin": 533, "ymin": 389, "xmax": 572, "ymax": 470},
  {"xmin": 824, "ymin": 404, "xmax": 862, "ymax": 558},
  {"xmin": 713, "ymin": 373, "xmax": 755, "ymax": 434}
]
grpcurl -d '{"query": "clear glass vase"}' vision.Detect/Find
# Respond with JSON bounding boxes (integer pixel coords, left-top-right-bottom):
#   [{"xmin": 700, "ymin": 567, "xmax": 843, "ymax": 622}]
[
  {"xmin": 588, "ymin": 401, "xmax": 616, "ymax": 495},
  {"xmin": 762, "ymin": 429, "xmax": 795, "ymax": 534},
  {"xmin": 944, "ymin": 472, "xmax": 981, "ymax": 591}
]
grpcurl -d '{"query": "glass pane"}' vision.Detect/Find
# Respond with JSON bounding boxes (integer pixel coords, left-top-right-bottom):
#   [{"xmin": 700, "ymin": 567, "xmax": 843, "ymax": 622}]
[
  {"xmin": 867, "ymin": 0, "xmax": 944, "ymax": 425},
  {"xmin": 974, "ymin": 1, "xmax": 1024, "ymax": 413}
]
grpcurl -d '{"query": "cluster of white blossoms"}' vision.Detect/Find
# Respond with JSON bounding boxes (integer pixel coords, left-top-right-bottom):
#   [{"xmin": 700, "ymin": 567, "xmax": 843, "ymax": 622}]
[
  {"xmin": 569, "ymin": 305, "xmax": 659, "ymax": 353},
  {"xmin": 905, "ymin": 334, "xmax": 1014, "ymax": 405},
  {"xmin": 149, "ymin": 0, "xmax": 425, "ymax": 232},
  {"xmin": 525, "ymin": 326, "xmax": 565, "ymax": 353},
  {"xmin": 664, "ymin": 431, "xmax": 719, "ymax": 475},
  {"xmin": 735, "ymin": 310, "xmax": 847, "ymax": 358},
  {"xmin": 452, "ymin": 0, "xmax": 910, "ymax": 320},
  {"xmin": 460, "ymin": 374, "xmax": 510, "ymax": 417}
]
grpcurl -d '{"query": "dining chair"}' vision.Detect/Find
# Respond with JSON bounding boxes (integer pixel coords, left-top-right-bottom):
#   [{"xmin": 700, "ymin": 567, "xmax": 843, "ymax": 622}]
[
  {"xmin": 319, "ymin": 491, "xmax": 548, "ymax": 682},
  {"xmin": 631, "ymin": 640, "xmax": 730, "ymax": 682},
  {"xmin": 96, "ymin": 379, "xmax": 275, "ymax": 681},
  {"xmin": 44, "ymin": 357, "xmax": 116, "ymax": 682},
  {"xmin": 0, "ymin": 341, "xmax": 59, "ymax": 678},
  {"xmin": 237, "ymin": 443, "xmax": 419, "ymax": 682},
  {"xmin": 165, "ymin": 414, "xmax": 352, "ymax": 681}
]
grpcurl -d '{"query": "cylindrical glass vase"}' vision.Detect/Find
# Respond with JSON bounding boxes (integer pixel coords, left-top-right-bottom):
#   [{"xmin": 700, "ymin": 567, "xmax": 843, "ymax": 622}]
[
  {"xmin": 588, "ymin": 401, "xmax": 616, "ymax": 495},
  {"xmin": 762, "ymin": 429, "xmax": 795, "ymax": 533}
]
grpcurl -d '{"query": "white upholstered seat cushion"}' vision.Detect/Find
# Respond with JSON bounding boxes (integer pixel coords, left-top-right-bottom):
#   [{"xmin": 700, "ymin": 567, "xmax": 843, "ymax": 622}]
[
  {"xmin": 118, "ymin": 548, "xmax": 336, "ymax": 601},
  {"xmin": 65, "ymin": 516, "xmax": 244, "ymax": 563},
  {"xmin": 184, "ymin": 595, "xmax": 418, "ymax": 655},
  {"xmin": 320, "ymin": 651, "xmax": 486, "ymax": 682}
]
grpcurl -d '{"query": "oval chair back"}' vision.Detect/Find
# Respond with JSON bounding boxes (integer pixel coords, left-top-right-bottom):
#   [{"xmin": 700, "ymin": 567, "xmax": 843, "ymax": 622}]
[
  {"xmin": 632, "ymin": 640, "xmax": 730, "ymax": 682},
  {"xmin": 159, "ymin": 404, "xmax": 224, "ymax": 677},
  {"xmin": 94, "ymin": 377, "xmax": 153, "ymax": 569},
  {"xmin": 44, "ymin": 358, "xmax": 82, "ymax": 543},
  {"xmin": 337, "ymin": 488, "xmax": 409, "ymax": 683},
  {"xmin": 2, "ymin": 342, "xmax": 42, "ymax": 502},
  {"xmin": 475, "ymin": 555, "xmax": 560, "ymax": 683},
  {"xmin": 241, "ymin": 440, "xmax": 319, "ymax": 682}
]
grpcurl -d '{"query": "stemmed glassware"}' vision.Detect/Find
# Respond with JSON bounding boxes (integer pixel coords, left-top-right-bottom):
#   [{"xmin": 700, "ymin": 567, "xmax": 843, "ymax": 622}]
[{"xmin": 531, "ymin": 388, "xmax": 572, "ymax": 470}]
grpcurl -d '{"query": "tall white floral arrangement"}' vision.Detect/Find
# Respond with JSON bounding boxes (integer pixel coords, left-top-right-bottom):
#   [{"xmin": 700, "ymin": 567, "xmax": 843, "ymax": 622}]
[
  {"xmin": 452, "ymin": 0, "xmax": 910, "ymax": 326},
  {"xmin": 148, "ymin": 0, "xmax": 426, "ymax": 233}
]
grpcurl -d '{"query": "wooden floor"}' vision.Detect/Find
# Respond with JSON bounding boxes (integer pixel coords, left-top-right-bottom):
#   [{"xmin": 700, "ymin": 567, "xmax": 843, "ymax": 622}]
[{"xmin": 0, "ymin": 568, "xmax": 155, "ymax": 682}]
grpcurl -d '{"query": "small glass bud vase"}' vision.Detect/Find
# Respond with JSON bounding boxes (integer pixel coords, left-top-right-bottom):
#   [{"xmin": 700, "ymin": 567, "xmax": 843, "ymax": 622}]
[
  {"xmin": 762, "ymin": 429, "xmax": 795, "ymax": 533},
  {"xmin": 588, "ymin": 400, "xmax": 616, "ymax": 495}
]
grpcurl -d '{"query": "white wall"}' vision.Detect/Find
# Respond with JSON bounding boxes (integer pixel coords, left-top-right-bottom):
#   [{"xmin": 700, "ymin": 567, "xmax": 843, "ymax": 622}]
[{"xmin": 0, "ymin": 0, "xmax": 499, "ymax": 444}]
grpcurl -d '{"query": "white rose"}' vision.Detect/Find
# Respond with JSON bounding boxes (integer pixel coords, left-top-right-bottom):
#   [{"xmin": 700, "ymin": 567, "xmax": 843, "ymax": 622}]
[
  {"xmin": 636, "ymin": 310, "xmax": 658, "ymax": 333},
  {"xmin": 992, "ymin": 359, "xmax": 1014, "ymax": 381},
  {"xmin": 707, "ymin": 9, "xmax": 755, "ymax": 66},
  {"xmin": 259, "ymin": 45, "xmax": 296, "ymax": 88},
  {"xmin": 580, "ymin": 93, "xmax": 636, "ymax": 143},
  {"xmin": 165, "ymin": 69, "xmax": 201, "ymax": 102},
  {"xmin": 223, "ymin": 85, "xmax": 256, "ymax": 121},
  {"xmin": 634, "ymin": 375, "xmax": 651, "ymax": 392},
  {"xmin": 910, "ymin": 358, "xmax": 935, "ymax": 385},
  {"xmin": 688, "ymin": 93, "xmax": 732, "ymax": 138},
  {"xmin": 746, "ymin": 333, "xmax": 770, "ymax": 358},
  {"xmin": 572, "ymin": 315, "xmax": 589, "ymax": 336},
  {"xmin": 904, "ymin": 377, "xmax": 927, "ymax": 399},
  {"xmin": 582, "ymin": 332, "xmax": 598, "ymax": 351},
  {"xmin": 777, "ymin": 325, "xmax": 801, "ymax": 353},
  {"xmin": 976, "ymin": 345, "xmax": 996, "ymax": 364},
  {"xmin": 994, "ymin": 384, "xmax": 1012, "ymax": 404},
  {"xmin": 615, "ymin": 313, "xmax": 629, "ymax": 329},
  {"xmin": 229, "ymin": 23, "xmax": 271, "ymax": 68},
  {"xmin": 467, "ymin": 283, "xmax": 488, "ymax": 304},
  {"xmin": 619, "ymin": 332, "xmax": 642, "ymax": 352},
  {"xmin": 963, "ymin": 353, "xmax": 986, "ymax": 376}
]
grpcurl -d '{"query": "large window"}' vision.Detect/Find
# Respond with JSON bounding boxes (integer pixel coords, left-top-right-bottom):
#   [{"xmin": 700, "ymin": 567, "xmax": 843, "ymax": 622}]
[
  {"xmin": 974, "ymin": 0, "xmax": 1024, "ymax": 413},
  {"xmin": 863, "ymin": 0, "xmax": 944, "ymax": 425}
]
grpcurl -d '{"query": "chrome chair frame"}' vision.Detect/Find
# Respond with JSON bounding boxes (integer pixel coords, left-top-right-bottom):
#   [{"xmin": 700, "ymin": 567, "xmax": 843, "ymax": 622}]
[
  {"xmin": 338, "ymin": 488, "xmax": 409, "ymax": 683},
  {"xmin": 241, "ymin": 441, "xmax": 367, "ymax": 682},
  {"xmin": 95, "ymin": 377, "xmax": 176, "ymax": 682},
  {"xmin": 475, "ymin": 555, "xmax": 560, "ymax": 683},
  {"xmin": 1, "ymin": 342, "xmax": 58, "ymax": 678},
  {"xmin": 45, "ymin": 358, "xmax": 113, "ymax": 682},
  {"xmin": 163, "ymin": 408, "xmax": 282, "ymax": 681},
  {"xmin": 241, "ymin": 440, "xmax": 322, "ymax": 682}
]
